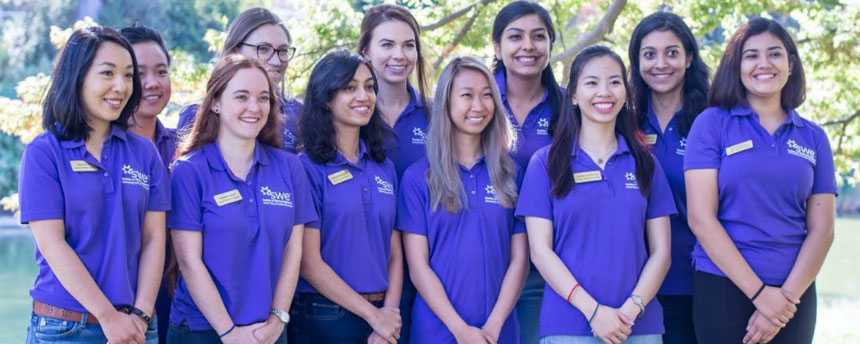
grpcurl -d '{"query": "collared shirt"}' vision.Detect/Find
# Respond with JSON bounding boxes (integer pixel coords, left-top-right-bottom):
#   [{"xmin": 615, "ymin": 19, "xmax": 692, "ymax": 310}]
[
  {"xmin": 397, "ymin": 157, "xmax": 523, "ymax": 344},
  {"xmin": 19, "ymin": 125, "xmax": 171, "ymax": 312},
  {"xmin": 153, "ymin": 118, "xmax": 178, "ymax": 167},
  {"xmin": 516, "ymin": 135, "xmax": 676, "ymax": 337},
  {"xmin": 382, "ymin": 85, "xmax": 429, "ymax": 179},
  {"xmin": 297, "ymin": 141, "xmax": 397, "ymax": 293},
  {"xmin": 641, "ymin": 97, "xmax": 695, "ymax": 295},
  {"xmin": 495, "ymin": 71, "xmax": 557, "ymax": 169},
  {"xmin": 684, "ymin": 105, "xmax": 837, "ymax": 285},
  {"xmin": 176, "ymin": 95, "xmax": 303, "ymax": 153},
  {"xmin": 168, "ymin": 142, "xmax": 317, "ymax": 330}
]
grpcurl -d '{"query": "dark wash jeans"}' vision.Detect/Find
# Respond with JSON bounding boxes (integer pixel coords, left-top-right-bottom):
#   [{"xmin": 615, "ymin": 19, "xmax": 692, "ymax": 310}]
[
  {"xmin": 288, "ymin": 293, "xmax": 384, "ymax": 344},
  {"xmin": 166, "ymin": 320, "xmax": 287, "ymax": 344}
]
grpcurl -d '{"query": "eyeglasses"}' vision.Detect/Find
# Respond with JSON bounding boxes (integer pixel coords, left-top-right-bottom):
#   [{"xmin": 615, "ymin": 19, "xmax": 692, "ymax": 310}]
[{"xmin": 239, "ymin": 43, "xmax": 296, "ymax": 62}]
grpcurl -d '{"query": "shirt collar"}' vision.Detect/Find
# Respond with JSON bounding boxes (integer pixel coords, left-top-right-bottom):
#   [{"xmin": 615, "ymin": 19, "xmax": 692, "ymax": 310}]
[
  {"xmin": 457, "ymin": 155, "xmax": 487, "ymax": 173},
  {"xmin": 203, "ymin": 141, "xmax": 269, "ymax": 172},
  {"xmin": 154, "ymin": 119, "xmax": 174, "ymax": 143},
  {"xmin": 571, "ymin": 132, "xmax": 631, "ymax": 158},
  {"xmin": 59, "ymin": 123, "xmax": 127, "ymax": 149},
  {"xmin": 494, "ymin": 70, "xmax": 549, "ymax": 105},
  {"xmin": 332, "ymin": 139, "xmax": 370, "ymax": 167},
  {"xmin": 730, "ymin": 104, "xmax": 805, "ymax": 127},
  {"xmin": 644, "ymin": 94, "xmax": 681, "ymax": 132}
]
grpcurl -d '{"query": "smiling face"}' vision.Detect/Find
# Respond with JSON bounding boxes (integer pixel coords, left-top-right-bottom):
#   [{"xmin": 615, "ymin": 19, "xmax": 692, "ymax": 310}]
[
  {"xmin": 363, "ymin": 20, "xmax": 417, "ymax": 86},
  {"xmin": 449, "ymin": 68, "xmax": 495, "ymax": 138},
  {"xmin": 132, "ymin": 41, "xmax": 171, "ymax": 119},
  {"xmin": 329, "ymin": 64, "xmax": 377, "ymax": 130},
  {"xmin": 214, "ymin": 67, "xmax": 272, "ymax": 142},
  {"xmin": 494, "ymin": 14, "xmax": 551, "ymax": 79},
  {"xmin": 81, "ymin": 41, "xmax": 134, "ymax": 129},
  {"xmin": 638, "ymin": 30, "xmax": 690, "ymax": 96},
  {"xmin": 572, "ymin": 55, "xmax": 627, "ymax": 126},
  {"xmin": 237, "ymin": 23, "xmax": 290, "ymax": 84},
  {"xmin": 740, "ymin": 32, "xmax": 792, "ymax": 104}
]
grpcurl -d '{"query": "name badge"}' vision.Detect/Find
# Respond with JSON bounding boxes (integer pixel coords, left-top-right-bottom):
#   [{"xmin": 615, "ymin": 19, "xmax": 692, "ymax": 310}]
[
  {"xmin": 644, "ymin": 134, "xmax": 658, "ymax": 145},
  {"xmin": 573, "ymin": 171, "xmax": 602, "ymax": 183},
  {"xmin": 327, "ymin": 169, "xmax": 353, "ymax": 185},
  {"xmin": 213, "ymin": 189, "xmax": 243, "ymax": 206},
  {"xmin": 726, "ymin": 140, "xmax": 753, "ymax": 156},
  {"xmin": 70, "ymin": 160, "xmax": 98, "ymax": 172}
]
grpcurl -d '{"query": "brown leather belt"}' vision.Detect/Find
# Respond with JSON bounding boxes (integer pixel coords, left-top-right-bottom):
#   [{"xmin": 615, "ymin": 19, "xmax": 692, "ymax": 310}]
[
  {"xmin": 33, "ymin": 300, "xmax": 134, "ymax": 325},
  {"xmin": 361, "ymin": 292, "xmax": 385, "ymax": 302}
]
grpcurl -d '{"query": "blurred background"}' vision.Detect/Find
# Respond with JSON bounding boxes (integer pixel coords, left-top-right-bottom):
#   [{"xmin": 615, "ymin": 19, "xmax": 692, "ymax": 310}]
[{"xmin": 0, "ymin": 0, "xmax": 857, "ymax": 342}]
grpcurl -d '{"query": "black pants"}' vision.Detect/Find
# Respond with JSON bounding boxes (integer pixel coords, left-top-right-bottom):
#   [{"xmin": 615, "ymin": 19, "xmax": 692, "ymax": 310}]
[
  {"xmin": 658, "ymin": 294, "xmax": 698, "ymax": 344},
  {"xmin": 288, "ymin": 293, "xmax": 383, "ymax": 344},
  {"xmin": 693, "ymin": 271, "xmax": 816, "ymax": 344}
]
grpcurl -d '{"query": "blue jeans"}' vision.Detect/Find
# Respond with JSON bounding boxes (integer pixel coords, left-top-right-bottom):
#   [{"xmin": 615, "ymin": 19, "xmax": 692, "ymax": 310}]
[
  {"xmin": 166, "ymin": 320, "xmax": 287, "ymax": 344},
  {"xmin": 26, "ymin": 313, "xmax": 158, "ymax": 344},
  {"xmin": 540, "ymin": 334, "xmax": 662, "ymax": 344},
  {"xmin": 288, "ymin": 293, "xmax": 383, "ymax": 344},
  {"xmin": 516, "ymin": 267, "xmax": 545, "ymax": 344}
]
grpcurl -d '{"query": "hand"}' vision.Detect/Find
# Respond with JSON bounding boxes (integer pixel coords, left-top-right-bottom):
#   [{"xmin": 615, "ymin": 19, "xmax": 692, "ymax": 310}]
[
  {"xmin": 453, "ymin": 325, "xmax": 492, "ymax": 344},
  {"xmin": 102, "ymin": 310, "xmax": 145, "ymax": 344},
  {"xmin": 744, "ymin": 310, "xmax": 781, "ymax": 344},
  {"xmin": 129, "ymin": 312, "xmax": 148, "ymax": 335},
  {"xmin": 589, "ymin": 306, "xmax": 633, "ymax": 344},
  {"xmin": 366, "ymin": 307, "xmax": 401, "ymax": 344},
  {"xmin": 619, "ymin": 299, "xmax": 642, "ymax": 323},
  {"xmin": 752, "ymin": 286, "xmax": 797, "ymax": 327},
  {"xmin": 222, "ymin": 323, "xmax": 265, "ymax": 344},
  {"xmin": 480, "ymin": 321, "xmax": 501, "ymax": 343},
  {"xmin": 252, "ymin": 316, "xmax": 286, "ymax": 344},
  {"xmin": 368, "ymin": 331, "xmax": 391, "ymax": 344}
]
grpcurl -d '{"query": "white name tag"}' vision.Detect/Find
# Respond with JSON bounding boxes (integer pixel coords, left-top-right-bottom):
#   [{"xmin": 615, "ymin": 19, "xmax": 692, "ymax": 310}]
[
  {"xmin": 213, "ymin": 189, "xmax": 243, "ymax": 206},
  {"xmin": 644, "ymin": 134, "xmax": 658, "ymax": 145},
  {"xmin": 726, "ymin": 140, "xmax": 753, "ymax": 156},
  {"xmin": 573, "ymin": 171, "xmax": 602, "ymax": 183},
  {"xmin": 70, "ymin": 160, "xmax": 98, "ymax": 172}
]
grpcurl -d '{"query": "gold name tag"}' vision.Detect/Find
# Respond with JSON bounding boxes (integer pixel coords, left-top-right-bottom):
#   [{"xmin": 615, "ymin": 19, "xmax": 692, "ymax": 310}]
[
  {"xmin": 327, "ymin": 169, "xmax": 353, "ymax": 185},
  {"xmin": 573, "ymin": 171, "xmax": 602, "ymax": 183},
  {"xmin": 70, "ymin": 160, "xmax": 98, "ymax": 172},
  {"xmin": 644, "ymin": 134, "xmax": 658, "ymax": 145},
  {"xmin": 726, "ymin": 140, "xmax": 754, "ymax": 156},
  {"xmin": 213, "ymin": 189, "xmax": 243, "ymax": 206}
]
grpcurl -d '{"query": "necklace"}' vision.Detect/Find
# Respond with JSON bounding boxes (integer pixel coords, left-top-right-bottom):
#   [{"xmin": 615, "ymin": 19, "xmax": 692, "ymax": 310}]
[{"xmin": 581, "ymin": 142, "xmax": 617, "ymax": 166}]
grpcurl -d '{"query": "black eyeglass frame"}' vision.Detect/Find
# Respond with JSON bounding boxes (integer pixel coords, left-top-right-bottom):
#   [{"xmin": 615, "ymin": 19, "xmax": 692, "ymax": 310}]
[{"xmin": 239, "ymin": 43, "xmax": 296, "ymax": 62}]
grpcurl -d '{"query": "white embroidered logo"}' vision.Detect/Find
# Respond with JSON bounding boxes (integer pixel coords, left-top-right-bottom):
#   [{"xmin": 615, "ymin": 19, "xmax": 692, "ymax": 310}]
[
  {"xmin": 786, "ymin": 139, "xmax": 816, "ymax": 164},
  {"xmin": 375, "ymin": 176, "xmax": 394, "ymax": 195},
  {"xmin": 121, "ymin": 164, "xmax": 149, "ymax": 190},
  {"xmin": 624, "ymin": 172, "xmax": 639, "ymax": 189},
  {"xmin": 412, "ymin": 127, "xmax": 427, "ymax": 145},
  {"xmin": 676, "ymin": 137, "xmax": 687, "ymax": 156},
  {"xmin": 260, "ymin": 186, "xmax": 293, "ymax": 207},
  {"xmin": 537, "ymin": 118, "xmax": 550, "ymax": 136},
  {"xmin": 484, "ymin": 185, "xmax": 501, "ymax": 204},
  {"xmin": 284, "ymin": 130, "xmax": 297, "ymax": 147}
]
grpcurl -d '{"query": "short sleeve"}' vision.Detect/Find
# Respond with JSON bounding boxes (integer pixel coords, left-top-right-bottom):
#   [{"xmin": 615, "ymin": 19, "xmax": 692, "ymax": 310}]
[
  {"xmin": 646, "ymin": 159, "xmax": 678, "ymax": 219},
  {"xmin": 167, "ymin": 159, "xmax": 204, "ymax": 231},
  {"xmin": 395, "ymin": 164, "xmax": 428, "ymax": 236},
  {"xmin": 299, "ymin": 155, "xmax": 324, "ymax": 230},
  {"xmin": 145, "ymin": 141, "xmax": 171, "ymax": 212},
  {"xmin": 287, "ymin": 154, "xmax": 318, "ymax": 225},
  {"xmin": 684, "ymin": 108, "xmax": 723, "ymax": 170},
  {"xmin": 18, "ymin": 141, "xmax": 64, "ymax": 223},
  {"xmin": 810, "ymin": 126, "xmax": 838, "ymax": 196},
  {"xmin": 515, "ymin": 149, "xmax": 553, "ymax": 220},
  {"xmin": 512, "ymin": 217, "xmax": 527, "ymax": 234},
  {"xmin": 176, "ymin": 104, "xmax": 199, "ymax": 133}
]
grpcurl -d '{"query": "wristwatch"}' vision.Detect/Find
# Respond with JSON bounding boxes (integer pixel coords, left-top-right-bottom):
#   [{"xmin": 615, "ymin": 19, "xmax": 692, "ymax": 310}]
[
  {"xmin": 270, "ymin": 308, "xmax": 290, "ymax": 324},
  {"xmin": 630, "ymin": 294, "xmax": 646, "ymax": 315}
]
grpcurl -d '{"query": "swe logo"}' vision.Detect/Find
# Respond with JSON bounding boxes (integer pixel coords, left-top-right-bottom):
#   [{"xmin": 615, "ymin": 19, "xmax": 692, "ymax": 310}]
[
  {"xmin": 537, "ymin": 118, "xmax": 550, "ymax": 136},
  {"xmin": 786, "ymin": 139, "xmax": 816, "ymax": 164},
  {"xmin": 676, "ymin": 137, "xmax": 687, "ymax": 156},
  {"xmin": 624, "ymin": 172, "xmax": 639, "ymax": 189},
  {"xmin": 375, "ymin": 176, "xmax": 394, "ymax": 195},
  {"xmin": 260, "ymin": 186, "xmax": 293, "ymax": 207},
  {"xmin": 284, "ymin": 130, "xmax": 297, "ymax": 147},
  {"xmin": 121, "ymin": 164, "xmax": 149, "ymax": 190},
  {"xmin": 484, "ymin": 185, "xmax": 500, "ymax": 204},
  {"xmin": 412, "ymin": 127, "xmax": 427, "ymax": 145}
]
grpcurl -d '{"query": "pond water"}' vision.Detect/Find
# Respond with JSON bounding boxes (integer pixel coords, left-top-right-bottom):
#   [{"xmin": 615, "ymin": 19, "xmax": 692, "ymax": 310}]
[{"xmin": 0, "ymin": 227, "xmax": 37, "ymax": 343}]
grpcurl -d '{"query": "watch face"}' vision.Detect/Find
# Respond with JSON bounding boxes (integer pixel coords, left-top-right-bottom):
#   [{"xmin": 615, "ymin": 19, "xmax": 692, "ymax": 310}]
[{"xmin": 272, "ymin": 309, "xmax": 290, "ymax": 323}]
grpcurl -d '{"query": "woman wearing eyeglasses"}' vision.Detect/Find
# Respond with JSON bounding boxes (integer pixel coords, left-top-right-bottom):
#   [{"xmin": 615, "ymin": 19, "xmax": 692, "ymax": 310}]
[{"xmin": 176, "ymin": 8, "xmax": 303, "ymax": 153}]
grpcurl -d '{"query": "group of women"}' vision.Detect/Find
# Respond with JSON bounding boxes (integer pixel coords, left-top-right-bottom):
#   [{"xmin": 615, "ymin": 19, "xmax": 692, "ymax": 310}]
[{"xmin": 18, "ymin": 2, "xmax": 836, "ymax": 344}]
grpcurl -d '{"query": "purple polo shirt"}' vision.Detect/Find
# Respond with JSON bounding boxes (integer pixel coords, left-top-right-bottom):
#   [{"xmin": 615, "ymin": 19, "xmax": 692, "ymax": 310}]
[
  {"xmin": 176, "ymin": 94, "xmax": 303, "ymax": 152},
  {"xmin": 641, "ymin": 97, "xmax": 696, "ymax": 295},
  {"xmin": 515, "ymin": 135, "xmax": 676, "ymax": 337},
  {"xmin": 684, "ymin": 105, "xmax": 837, "ymax": 286},
  {"xmin": 381, "ymin": 85, "xmax": 429, "ymax": 178},
  {"xmin": 397, "ymin": 157, "xmax": 523, "ymax": 344},
  {"xmin": 154, "ymin": 118, "xmax": 178, "ymax": 167},
  {"xmin": 19, "ymin": 125, "xmax": 171, "ymax": 312},
  {"xmin": 495, "ymin": 71, "xmax": 557, "ymax": 168},
  {"xmin": 167, "ymin": 142, "xmax": 317, "ymax": 330},
  {"xmin": 297, "ymin": 141, "xmax": 397, "ymax": 293}
]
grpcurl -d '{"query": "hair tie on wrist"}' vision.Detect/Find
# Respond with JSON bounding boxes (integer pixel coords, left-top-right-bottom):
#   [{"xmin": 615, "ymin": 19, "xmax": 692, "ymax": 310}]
[
  {"xmin": 219, "ymin": 324, "xmax": 236, "ymax": 338},
  {"xmin": 750, "ymin": 283, "xmax": 767, "ymax": 302}
]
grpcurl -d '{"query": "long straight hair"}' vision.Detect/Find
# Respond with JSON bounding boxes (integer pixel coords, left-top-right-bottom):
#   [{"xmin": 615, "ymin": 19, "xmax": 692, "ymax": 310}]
[
  {"xmin": 358, "ymin": 4, "xmax": 430, "ymax": 114},
  {"xmin": 427, "ymin": 56, "xmax": 518, "ymax": 212},
  {"xmin": 548, "ymin": 45, "xmax": 654, "ymax": 198},
  {"xmin": 628, "ymin": 12, "xmax": 710, "ymax": 137},
  {"xmin": 491, "ymin": 0, "xmax": 564, "ymax": 133}
]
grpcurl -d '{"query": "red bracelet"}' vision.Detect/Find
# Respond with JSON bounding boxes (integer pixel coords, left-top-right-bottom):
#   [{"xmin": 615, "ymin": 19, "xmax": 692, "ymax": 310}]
[{"xmin": 567, "ymin": 283, "xmax": 581, "ymax": 304}]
